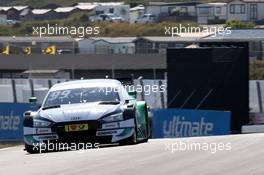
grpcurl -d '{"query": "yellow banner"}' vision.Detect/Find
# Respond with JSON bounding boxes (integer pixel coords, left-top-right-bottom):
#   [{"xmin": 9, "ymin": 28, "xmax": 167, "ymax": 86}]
[
  {"xmin": 2, "ymin": 45, "xmax": 9, "ymax": 55},
  {"xmin": 44, "ymin": 45, "xmax": 56, "ymax": 54},
  {"xmin": 23, "ymin": 47, "xmax": 31, "ymax": 55}
]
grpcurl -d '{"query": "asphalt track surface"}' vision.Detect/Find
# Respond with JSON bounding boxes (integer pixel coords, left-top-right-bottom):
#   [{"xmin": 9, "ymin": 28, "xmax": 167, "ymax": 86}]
[{"xmin": 0, "ymin": 133, "xmax": 264, "ymax": 175}]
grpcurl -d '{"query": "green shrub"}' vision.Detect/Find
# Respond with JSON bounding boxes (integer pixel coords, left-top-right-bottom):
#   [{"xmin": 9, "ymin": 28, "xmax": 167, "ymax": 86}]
[
  {"xmin": 225, "ymin": 20, "xmax": 255, "ymax": 29},
  {"xmin": 250, "ymin": 61, "xmax": 264, "ymax": 80},
  {"xmin": 0, "ymin": 18, "xmax": 200, "ymax": 37}
]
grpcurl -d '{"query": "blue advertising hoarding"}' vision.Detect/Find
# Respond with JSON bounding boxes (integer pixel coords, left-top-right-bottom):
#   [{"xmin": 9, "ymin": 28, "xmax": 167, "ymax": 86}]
[
  {"xmin": 0, "ymin": 104, "xmax": 231, "ymax": 140},
  {"xmin": 151, "ymin": 109, "xmax": 230, "ymax": 138},
  {"xmin": 0, "ymin": 103, "xmax": 35, "ymax": 141}
]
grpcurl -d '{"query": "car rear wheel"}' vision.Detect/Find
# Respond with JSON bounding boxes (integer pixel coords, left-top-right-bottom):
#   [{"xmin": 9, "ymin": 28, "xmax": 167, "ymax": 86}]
[{"xmin": 141, "ymin": 105, "xmax": 149, "ymax": 143}]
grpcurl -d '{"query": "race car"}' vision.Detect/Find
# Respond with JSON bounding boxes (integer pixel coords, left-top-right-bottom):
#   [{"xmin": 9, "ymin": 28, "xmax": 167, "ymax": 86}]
[{"xmin": 23, "ymin": 79, "xmax": 150, "ymax": 153}]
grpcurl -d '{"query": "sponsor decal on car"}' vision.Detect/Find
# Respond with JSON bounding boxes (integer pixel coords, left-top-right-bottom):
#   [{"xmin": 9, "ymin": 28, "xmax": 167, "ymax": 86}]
[
  {"xmin": 96, "ymin": 130, "xmax": 118, "ymax": 136},
  {"xmin": 102, "ymin": 122, "xmax": 119, "ymax": 129},
  {"xmin": 36, "ymin": 128, "xmax": 52, "ymax": 134},
  {"xmin": 65, "ymin": 124, "xmax": 89, "ymax": 132}
]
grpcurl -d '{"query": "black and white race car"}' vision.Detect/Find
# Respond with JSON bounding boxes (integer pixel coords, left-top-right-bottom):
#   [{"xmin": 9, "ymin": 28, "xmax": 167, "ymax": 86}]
[{"xmin": 23, "ymin": 79, "xmax": 150, "ymax": 153}]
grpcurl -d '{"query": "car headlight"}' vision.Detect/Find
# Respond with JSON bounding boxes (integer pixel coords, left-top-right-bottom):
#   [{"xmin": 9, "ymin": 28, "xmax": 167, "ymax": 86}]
[
  {"xmin": 102, "ymin": 113, "xmax": 123, "ymax": 123},
  {"xmin": 33, "ymin": 119, "xmax": 52, "ymax": 127}
]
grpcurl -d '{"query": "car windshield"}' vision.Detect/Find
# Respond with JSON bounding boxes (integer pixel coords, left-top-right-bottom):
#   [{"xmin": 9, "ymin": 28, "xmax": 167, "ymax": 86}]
[{"xmin": 44, "ymin": 87, "xmax": 120, "ymax": 107}]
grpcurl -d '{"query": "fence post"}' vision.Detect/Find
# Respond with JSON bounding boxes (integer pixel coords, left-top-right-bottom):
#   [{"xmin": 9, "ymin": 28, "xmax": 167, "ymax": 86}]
[
  {"xmin": 48, "ymin": 80, "xmax": 52, "ymax": 89},
  {"xmin": 256, "ymin": 81, "xmax": 263, "ymax": 112},
  {"xmin": 159, "ymin": 80, "xmax": 165, "ymax": 108},
  {"xmin": 139, "ymin": 79, "xmax": 145, "ymax": 101},
  {"xmin": 29, "ymin": 79, "xmax": 35, "ymax": 97},
  {"xmin": 11, "ymin": 79, "xmax": 17, "ymax": 103}
]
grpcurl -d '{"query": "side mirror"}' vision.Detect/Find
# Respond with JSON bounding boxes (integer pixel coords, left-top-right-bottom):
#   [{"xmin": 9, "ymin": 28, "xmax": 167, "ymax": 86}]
[
  {"xmin": 29, "ymin": 96, "xmax": 37, "ymax": 104},
  {"xmin": 147, "ymin": 105, "xmax": 150, "ymax": 110},
  {"xmin": 128, "ymin": 91, "xmax": 137, "ymax": 99}
]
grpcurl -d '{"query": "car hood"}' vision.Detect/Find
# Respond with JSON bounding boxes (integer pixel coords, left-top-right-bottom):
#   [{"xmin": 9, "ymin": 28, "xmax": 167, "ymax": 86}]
[{"xmin": 38, "ymin": 102, "xmax": 123, "ymax": 123}]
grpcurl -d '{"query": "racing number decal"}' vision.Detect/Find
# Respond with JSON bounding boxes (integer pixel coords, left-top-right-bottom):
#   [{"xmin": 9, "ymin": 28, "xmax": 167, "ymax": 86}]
[
  {"xmin": 59, "ymin": 90, "xmax": 71, "ymax": 99},
  {"xmin": 48, "ymin": 90, "xmax": 71, "ymax": 101}
]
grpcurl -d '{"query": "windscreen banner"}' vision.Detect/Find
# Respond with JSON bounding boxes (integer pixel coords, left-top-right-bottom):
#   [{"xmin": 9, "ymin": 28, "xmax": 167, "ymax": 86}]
[{"xmin": 151, "ymin": 109, "xmax": 231, "ymax": 138}]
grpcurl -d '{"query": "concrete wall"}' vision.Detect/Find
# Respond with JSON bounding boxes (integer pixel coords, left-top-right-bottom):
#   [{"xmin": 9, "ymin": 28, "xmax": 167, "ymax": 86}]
[{"xmin": 0, "ymin": 54, "xmax": 166, "ymax": 70}]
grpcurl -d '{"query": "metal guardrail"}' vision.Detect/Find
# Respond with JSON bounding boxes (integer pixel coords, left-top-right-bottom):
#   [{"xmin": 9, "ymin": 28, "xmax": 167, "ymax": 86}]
[
  {"xmin": 0, "ymin": 78, "xmax": 167, "ymax": 109},
  {"xmin": 0, "ymin": 78, "xmax": 263, "ymax": 110},
  {"xmin": 0, "ymin": 79, "xmax": 67, "ymax": 104}
]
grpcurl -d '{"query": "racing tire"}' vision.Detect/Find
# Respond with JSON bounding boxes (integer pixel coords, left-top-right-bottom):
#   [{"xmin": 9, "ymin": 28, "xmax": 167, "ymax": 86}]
[
  {"xmin": 25, "ymin": 144, "xmax": 39, "ymax": 154},
  {"xmin": 140, "ymin": 105, "xmax": 149, "ymax": 143}
]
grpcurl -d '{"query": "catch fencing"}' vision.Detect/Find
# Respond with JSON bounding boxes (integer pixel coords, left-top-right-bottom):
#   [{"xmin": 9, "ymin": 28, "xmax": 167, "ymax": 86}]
[{"xmin": 0, "ymin": 78, "xmax": 167, "ymax": 109}]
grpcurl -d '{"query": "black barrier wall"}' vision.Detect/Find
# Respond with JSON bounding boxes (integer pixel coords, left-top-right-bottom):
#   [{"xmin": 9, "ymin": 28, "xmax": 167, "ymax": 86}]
[{"xmin": 167, "ymin": 46, "xmax": 249, "ymax": 132}]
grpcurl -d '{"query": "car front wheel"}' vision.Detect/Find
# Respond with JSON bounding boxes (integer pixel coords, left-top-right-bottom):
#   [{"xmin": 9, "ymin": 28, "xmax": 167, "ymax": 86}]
[{"xmin": 25, "ymin": 144, "xmax": 39, "ymax": 154}]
